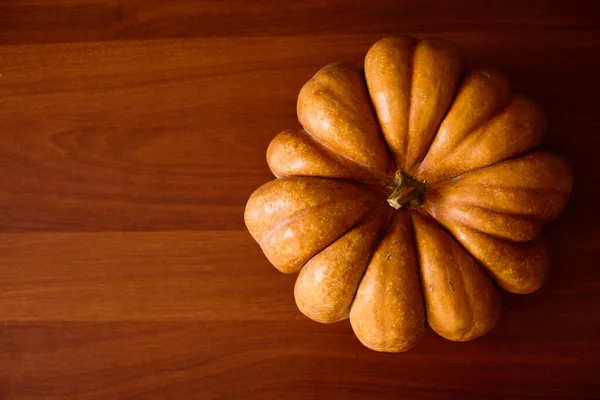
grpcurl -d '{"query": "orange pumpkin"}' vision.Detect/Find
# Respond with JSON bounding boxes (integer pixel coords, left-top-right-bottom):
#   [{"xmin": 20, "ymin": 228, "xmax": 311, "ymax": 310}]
[{"xmin": 244, "ymin": 36, "xmax": 572, "ymax": 352}]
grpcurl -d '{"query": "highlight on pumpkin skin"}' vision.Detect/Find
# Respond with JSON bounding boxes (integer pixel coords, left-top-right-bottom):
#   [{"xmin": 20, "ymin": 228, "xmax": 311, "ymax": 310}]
[
  {"xmin": 294, "ymin": 206, "xmax": 392, "ymax": 323},
  {"xmin": 297, "ymin": 62, "xmax": 394, "ymax": 181},
  {"xmin": 365, "ymin": 36, "xmax": 465, "ymax": 174},
  {"xmin": 266, "ymin": 129, "xmax": 379, "ymax": 183},
  {"xmin": 423, "ymin": 151, "xmax": 573, "ymax": 243},
  {"xmin": 412, "ymin": 212, "xmax": 501, "ymax": 341},
  {"xmin": 244, "ymin": 176, "xmax": 381, "ymax": 274},
  {"xmin": 349, "ymin": 211, "xmax": 425, "ymax": 352}
]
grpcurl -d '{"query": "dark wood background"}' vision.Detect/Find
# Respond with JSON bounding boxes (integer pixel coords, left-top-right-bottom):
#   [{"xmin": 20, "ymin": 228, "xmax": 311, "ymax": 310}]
[{"xmin": 1, "ymin": 1, "xmax": 600, "ymax": 399}]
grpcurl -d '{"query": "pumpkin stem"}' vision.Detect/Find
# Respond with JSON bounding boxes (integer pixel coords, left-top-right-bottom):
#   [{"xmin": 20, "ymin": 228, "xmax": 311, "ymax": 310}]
[{"xmin": 387, "ymin": 171, "xmax": 427, "ymax": 210}]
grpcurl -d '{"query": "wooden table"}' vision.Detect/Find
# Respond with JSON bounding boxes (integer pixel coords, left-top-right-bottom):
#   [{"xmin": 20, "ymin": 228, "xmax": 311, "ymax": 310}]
[{"xmin": 1, "ymin": 1, "xmax": 599, "ymax": 399}]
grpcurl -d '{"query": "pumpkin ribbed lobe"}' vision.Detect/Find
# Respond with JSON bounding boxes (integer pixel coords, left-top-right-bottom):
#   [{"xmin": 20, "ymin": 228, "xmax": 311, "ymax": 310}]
[{"xmin": 349, "ymin": 211, "xmax": 425, "ymax": 352}]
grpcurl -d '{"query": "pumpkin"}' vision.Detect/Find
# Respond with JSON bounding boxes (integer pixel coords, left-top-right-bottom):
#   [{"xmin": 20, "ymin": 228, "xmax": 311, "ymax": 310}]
[{"xmin": 244, "ymin": 36, "xmax": 572, "ymax": 352}]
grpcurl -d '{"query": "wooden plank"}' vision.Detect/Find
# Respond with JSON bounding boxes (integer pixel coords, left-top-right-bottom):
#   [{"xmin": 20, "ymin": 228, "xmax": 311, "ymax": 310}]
[
  {"xmin": 0, "ymin": 34, "xmax": 599, "ymax": 232},
  {"xmin": 0, "ymin": 223, "xmax": 598, "ymax": 328},
  {"xmin": 1, "ymin": 0, "xmax": 599, "ymax": 45},
  {"xmin": 2, "ymin": 321, "xmax": 599, "ymax": 400},
  {"xmin": 0, "ymin": 231, "xmax": 303, "ymax": 321}
]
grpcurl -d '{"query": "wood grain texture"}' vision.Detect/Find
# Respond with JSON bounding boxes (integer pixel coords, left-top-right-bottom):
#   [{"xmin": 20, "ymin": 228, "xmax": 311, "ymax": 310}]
[{"xmin": 1, "ymin": 1, "xmax": 600, "ymax": 398}]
